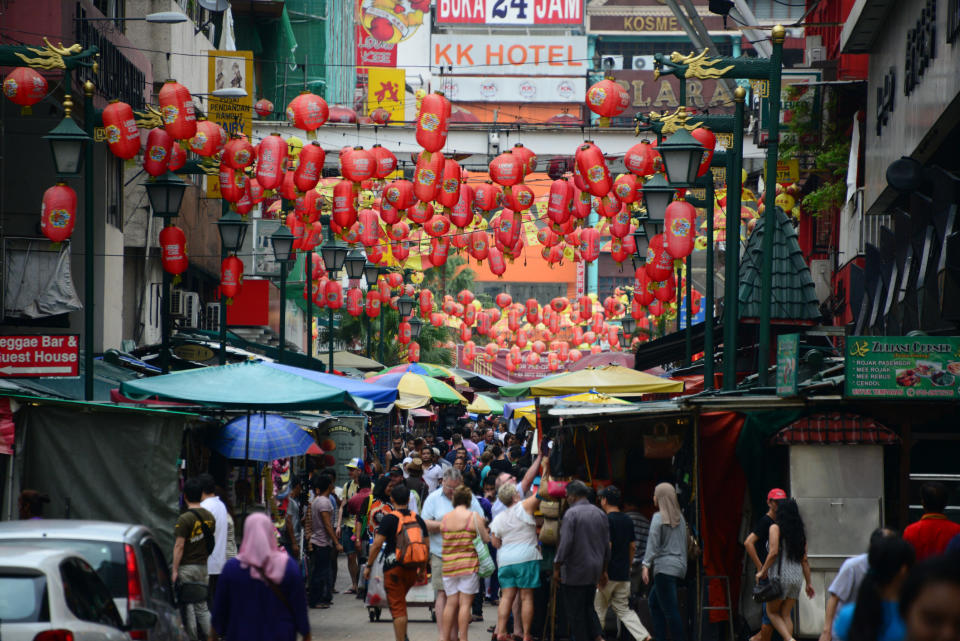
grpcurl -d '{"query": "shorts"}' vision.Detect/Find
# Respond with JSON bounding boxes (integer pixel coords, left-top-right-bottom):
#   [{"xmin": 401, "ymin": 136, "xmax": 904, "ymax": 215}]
[
  {"xmin": 498, "ymin": 560, "xmax": 541, "ymax": 589},
  {"xmin": 431, "ymin": 554, "xmax": 445, "ymax": 591},
  {"xmin": 384, "ymin": 565, "xmax": 421, "ymax": 618},
  {"xmin": 442, "ymin": 573, "xmax": 480, "ymax": 595},
  {"xmin": 340, "ymin": 525, "xmax": 356, "ymax": 553},
  {"xmin": 761, "ymin": 602, "xmax": 770, "ymax": 625}
]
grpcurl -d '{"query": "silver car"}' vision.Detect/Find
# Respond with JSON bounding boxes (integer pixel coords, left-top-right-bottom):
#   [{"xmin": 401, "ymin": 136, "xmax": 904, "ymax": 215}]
[
  {"xmin": 0, "ymin": 521, "xmax": 187, "ymax": 641},
  {"xmin": 0, "ymin": 545, "xmax": 157, "ymax": 641}
]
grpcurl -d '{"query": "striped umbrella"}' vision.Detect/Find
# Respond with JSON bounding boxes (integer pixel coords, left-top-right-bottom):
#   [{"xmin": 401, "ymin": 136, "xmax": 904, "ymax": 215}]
[
  {"xmin": 373, "ymin": 362, "xmax": 468, "ymax": 386},
  {"xmin": 212, "ymin": 414, "xmax": 316, "ymax": 462},
  {"xmin": 365, "ymin": 371, "xmax": 467, "ymax": 409},
  {"xmin": 465, "ymin": 393, "xmax": 505, "ymax": 415}
]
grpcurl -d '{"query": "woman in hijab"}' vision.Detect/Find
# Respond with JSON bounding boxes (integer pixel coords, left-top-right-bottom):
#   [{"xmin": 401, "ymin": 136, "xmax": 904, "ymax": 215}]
[
  {"xmin": 211, "ymin": 512, "xmax": 311, "ymax": 641},
  {"xmin": 642, "ymin": 483, "xmax": 688, "ymax": 641}
]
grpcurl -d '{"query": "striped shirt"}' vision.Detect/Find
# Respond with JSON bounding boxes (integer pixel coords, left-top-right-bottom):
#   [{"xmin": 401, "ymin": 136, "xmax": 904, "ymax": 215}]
[{"xmin": 441, "ymin": 527, "xmax": 478, "ymax": 576}]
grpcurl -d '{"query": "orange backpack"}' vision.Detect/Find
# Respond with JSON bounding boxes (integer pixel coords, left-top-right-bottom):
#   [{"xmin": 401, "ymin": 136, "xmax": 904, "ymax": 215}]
[{"xmin": 395, "ymin": 511, "xmax": 429, "ymax": 568}]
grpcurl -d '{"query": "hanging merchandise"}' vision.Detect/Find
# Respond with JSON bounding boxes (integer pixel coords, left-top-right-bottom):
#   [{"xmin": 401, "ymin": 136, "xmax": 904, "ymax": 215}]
[
  {"xmin": 143, "ymin": 128, "xmax": 174, "ymax": 177},
  {"xmin": 575, "ymin": 142, "xmax": 612, "ymax": 197},
  {"xmin": 220, "ymin": 256, "xmax": 243, "ymax": 302},
  {"xmin": 40, "ymin": 183, "xmax": 77, "ymax": 243},
  {"xmin": 101, "ymin": 100, "xmax": 140, "ymax": 159},
  {"xmin": 624, "ymin": 141, "xmax": 659, "ymax": 177},
  {"xmin": 370, "ymin": 144, "xmax": 397, "ymax": 179},
  {"xmin": 295, "ymin": 142, "xmax": 325, "ymax": 192},
  {"xmin": 254, "ymin": 98, "xmax": 274, "ymax": 118},
  {"xmin": 286, "ymin": 92, "xmax": 329, "ymax": 131},
  {"xmin": 436, "ymin": 159, "xmax": 462, "ymax": 209},
  {"xmin": 3, "ymin": 67, "xmax": 47, "ymax": 114},
  {"xmin": 416, "ymin": 92, "xmax": 451, "ymax": 154},
  {"xmin": 413, "ymin": 150, "xmax": 445, "ymax": 202},
  {"xmin": 474, "ymin": 182, "xmax": 503, "ymax": 212},
  {"xmin": 664, "ymin": 198, "xmax": 696, "ymax": 259},
  {"xmin": 585, "ymin": 78, "xmax": 630, "ymax": 118},
  {"xmin": 256, "ymin": 134, "xmax": 286, "ymax": 190},
  {"xmin": 158, "ymin": 80, "xmax": 196, "ymax": 140},
  {"xmin": 167, "ymin": 143, "xmax": 187, "ymax": 172},
  {"xmin": 159, "ymin": 224, "xmax": 188, "ymax": 275}
]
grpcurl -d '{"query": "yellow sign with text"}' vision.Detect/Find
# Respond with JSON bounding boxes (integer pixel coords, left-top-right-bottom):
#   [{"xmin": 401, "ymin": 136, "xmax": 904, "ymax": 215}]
[
  {"xmin": 764, "ymin": 159, "xmax": 800, "ymax": 184},
  {"xmin": 366, "ymin": 67, "xmax": 405, "ymax": 126},
  {"xmin": 207, "ymin": 50, "xmax": 253, "ymax": 198}
]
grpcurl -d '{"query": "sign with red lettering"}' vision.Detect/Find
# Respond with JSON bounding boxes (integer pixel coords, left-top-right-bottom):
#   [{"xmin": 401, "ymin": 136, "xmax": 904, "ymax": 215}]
[
  {"xmin": 431, "ymin": 35, "xmax": 587, "ymax": 76},
  {"xmin": 437, "ymin": 0, "xmax": 583, "ymax": 24},
  {"xmin": 0, "ymin": 335, "xmax": 80, "ymax": 378}
]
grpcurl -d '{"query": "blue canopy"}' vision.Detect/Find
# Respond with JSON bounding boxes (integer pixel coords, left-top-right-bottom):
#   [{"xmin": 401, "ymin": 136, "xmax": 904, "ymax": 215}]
[{"xmin": 260, "ymin": 361, "xmax": 397, "ymax": 411}]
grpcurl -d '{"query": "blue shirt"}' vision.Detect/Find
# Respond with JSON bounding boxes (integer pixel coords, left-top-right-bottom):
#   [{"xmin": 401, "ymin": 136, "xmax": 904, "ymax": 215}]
[
  {"xmin": 211, "ymin": 557, "xmax": 310, "ymax": 641},
  {"xmin": 833, "ymin": 601, "xmax": 905, "ymax": 641},
  {"xmin": 420, "ymin": 487, "xmax": 485, "ymax": 556}
]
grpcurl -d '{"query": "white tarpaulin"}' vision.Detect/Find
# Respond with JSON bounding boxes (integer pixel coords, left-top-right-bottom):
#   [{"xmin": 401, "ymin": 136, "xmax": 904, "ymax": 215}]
[{"xmin": 3, "ymin": 239, "xmax": 82, "ymax": 319}]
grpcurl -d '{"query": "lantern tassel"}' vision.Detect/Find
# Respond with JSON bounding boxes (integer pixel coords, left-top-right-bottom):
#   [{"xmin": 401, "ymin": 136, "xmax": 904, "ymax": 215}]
[
  {"xmin": 173, "ymin": 274, "xmax": 182, "ymax": 286},
  {"xmin": 21, "ymin": 105, "xmax": 32, "ymax": 116}
]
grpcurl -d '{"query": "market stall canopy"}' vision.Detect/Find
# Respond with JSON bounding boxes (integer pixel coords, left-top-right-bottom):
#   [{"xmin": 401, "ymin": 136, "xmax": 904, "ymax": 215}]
[
  {"xmin": 213, "ymin": 414, "xmax": 317, "ymax": 461},
  {"xmin": 466, "ymin": 394, "xmax": 505, "ymax": 415},
  {"xmin": 260, "ymin": 361, "xmax": 396, "ymax": 411},
  {"xmin": 316, "ymin": 350, "xmax": 384, "ymax": 372},
  {"xmin": 120, "ymin": 361, "xmax": 363, "ymax": 410},
  {"xmin": 566, "ymin": 351, "xmax": 635, "ymax": 371},
  {"xmin": 450, "ymin": 369, "xmax": 513, "ymax": 392},
  {"xmin": 499, "ymin": 365, "xmax": 684, "ymax": 397},
  {"xmin": 505, "ymin": 392, "xmax": 633, "ymax": 428},
  {"xmin": 374, "ymin": 363, "xmax": 468, "ymax": 386},
  {"xmin": 365, "ymin": 371, "xmax": 468, "ymax": 409}
]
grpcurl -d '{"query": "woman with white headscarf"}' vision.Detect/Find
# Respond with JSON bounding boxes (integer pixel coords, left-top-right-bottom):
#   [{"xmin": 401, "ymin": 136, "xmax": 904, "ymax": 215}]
[
  {"xmin": 642, "ymin": 483, "xmax": 688, "ymax": 641},
  {"xmin": 211, "ymin": 512, "xmax": 311, "ymax": 641}
]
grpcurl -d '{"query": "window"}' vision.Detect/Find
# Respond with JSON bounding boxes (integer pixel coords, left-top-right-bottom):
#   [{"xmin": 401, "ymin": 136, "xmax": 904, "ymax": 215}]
[
  {"xmin": 0, "ymin": 574, "xmax": 49, "ymax": 622},
  {"xmin": 8, "ymin": 539, "xmax": 126, "ymax": 598},
  {"xmin": 92, "ymin": 0, "xmax": 126, "ymax": 31},
  {"xmin": 59, "ymin": 557, "xmax": 123, "ymax": 628},
  {"xmin": 140, "ymin": 538, "xmax": 174, "ymax": 605},
  {"xmin": 106, "ymin": 155, "xmax": 124, "ymax": 230},
  {"xmin": 744, "ymin": 0, "xmax": 804, "ymax": 22}
]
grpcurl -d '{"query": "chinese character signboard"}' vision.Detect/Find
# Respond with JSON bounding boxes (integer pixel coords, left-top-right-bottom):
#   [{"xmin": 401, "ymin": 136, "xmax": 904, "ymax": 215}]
[
  {"xmin": 845, "ymin": 336, "xmax": 960, "ymax": 400},
  {"xmin": 0, "ymin": 335, "xmax": 79, "ymax": 377},
  {"xmin": 366, "ymin": 67, "xmax": 406, "ymax": 124},
  {"xmin": 437, "ymin": 0, "xmax": 582, "ymax": 25},
  {"xmin": 206, "ymin": 50, "xmax": 253, "ymax": 198},
  {"xmin": 777, "ymin": 333, "xmax": 799, "ymax": 397}
]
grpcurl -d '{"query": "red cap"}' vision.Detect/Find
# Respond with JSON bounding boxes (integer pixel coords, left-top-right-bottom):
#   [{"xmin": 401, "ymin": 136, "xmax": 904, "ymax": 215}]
[{"xmin": 767, "ymin": 488, "xmax": 787, "ymax": 500}]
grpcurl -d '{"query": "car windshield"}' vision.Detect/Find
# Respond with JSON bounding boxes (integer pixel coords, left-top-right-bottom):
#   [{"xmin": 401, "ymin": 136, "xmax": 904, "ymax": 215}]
[
  {"xmin": 0, "ymin": 574, "xmax": 48, "ymax": 622},
  {"xmin": 0, "ymin": 539, "xmax": 126, "ymax": 597}
]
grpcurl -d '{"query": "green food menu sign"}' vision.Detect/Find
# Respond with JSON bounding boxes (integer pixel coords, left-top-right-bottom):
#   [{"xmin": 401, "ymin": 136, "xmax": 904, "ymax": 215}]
[
  {"xmin": 845, "ymin": 336, "xmax": 960, "ymax": 399},
  {"xmin": 777, "ymin": 334, "xmax": 799, "ymax": 397}
]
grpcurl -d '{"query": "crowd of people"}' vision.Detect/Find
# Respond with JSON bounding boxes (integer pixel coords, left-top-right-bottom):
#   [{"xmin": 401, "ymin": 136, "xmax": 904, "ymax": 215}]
[{"xmin": 171, "ymin": 421, "xmax": 960, "ymax": 641}]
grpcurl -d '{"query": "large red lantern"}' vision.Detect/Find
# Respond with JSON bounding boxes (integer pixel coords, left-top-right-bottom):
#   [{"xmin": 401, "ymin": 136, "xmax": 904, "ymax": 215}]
[
  {"xmin": 188, "ymin": 120, "xmax": 223, "ymax": 157},
  {"xmin": 613, "ymin": 173, "xmax": 640, "ymax": 204},
  {"xmin": 159, "ymin": 224, "xmax": 188, "ymax": 275},
  {"xmin": 665, "ymin": 199, "xmax": 696, "ymax": 259},
  {"xmin": 341, "ymin": 146, "xmax": 375, "ymax": 182},
  {"xmin": 40, "ymin": 183, "xmax": 76, "ymax": 243},
  {"xmin": 547, "ymin": 179, "xmax": 574, "ymax": 225},
  {"xmin": 286, "ymin": 91, "xmax": 329, "ymax": 131},
  {"xmin": 3, "ymin": 67, "xmax": 47, "ymax": 114},
  {"xmin": 143, "ymin": 128, "xmax": 174, "ymax": 177},
  {"xmin": 489, "ymin": 151, "xmax": 524, "ymax": 188},
  {"xmin": 416, "ymin": 92, "xmax": 450, "ymax": 154},
  {"xmin": 436, "ymin": 159, "xmax": 462, "ymax": 209},
  {"xmin": 295, "ymin": 142, "xmax": 325, "ymax": 192},
  {"xmin": 504, "ymin": 183, "xmax": 535, "ymax": 212},
  {"xmin": 384, "ymin": 180, "xmax": 417, "ymax": 210},
  {"xmin": 645, "ymin": 233, "xmax": 674, "ymax": 281},
  {"xmin": 431, "ymin": 237, "xmax": 450, "ymax": 266},
  {"xmin": 220, "ymin": 256, "xmax": 243, "ymax": 302},
  {"xmin": 654, "ymin": 274, "xmax": 676, "ymax": 303},
  {"xmin": 365, "ymin": 290, "xmax": 382, "ymax": 317},
  {"xmin": 511, "ymin": 143, "xmax": 537, "ymax": 176},
  {"xmin": 358, "ymin": 209, "xmax": 380, "ymax": 247},
  {"xmin": 585, "ymin": 78, "xmax": 630, "ymax": 118},
  {"xmin": 254, "ymin": 98, "xmax": 274, "ymax": 118},
  {"xmin": 474, "ymin": 182, "xmax": 502, "ymax": 212},
  {"xmin": 223, "ymin": 136, "xmax": 255, "ymax": 170},
  {"xmin": 101, "ymin": 100, "xmax": 140, "ymax": 159},
  {"xmin": 690, "ymin": 127, "xmax": 717, "ymax": 178},
  {"xmin": 256, "ymin": 134, "xmax": 286, "ymax": 190},
  {"xmin": 413, "ymin": 151, "xmax": 445, "ymax": 203},
  {"xmin": 158, "ymin": 80, "xmax": 197, "ymax": 140},
  {"xmin": 325, "ymin": 280, "xmax": 344, "ymax": 309},
  {"xmin": 370, "ymin": 144, "xmax": 397, "ymax": 179},
  {"xmin": 332, "ymin": 180, "xmax": 357, "ymax": 228},
  {"xmin": 167, "ymin": 142, "xmax": 187, "ymax": 172},
  {"xmin": 575, "ymin": 142, "xmax": 612, "ymax": 197},
  {"xmin": 624, "ymin": 141, "xmax": 658, "ymax": 177},
  {"xmin": 580, "ymin": 228, "xmax": 600, "ymax": 263}
]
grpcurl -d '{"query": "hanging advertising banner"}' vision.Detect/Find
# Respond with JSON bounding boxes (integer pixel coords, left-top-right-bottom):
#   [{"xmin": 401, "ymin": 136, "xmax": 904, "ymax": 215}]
[
  {"xmin": 355, "ymin": 0, "xmax": 429, "ymax": 67},
  {"xmin": 206, "ymin": 50, "xmax": 254, "ymax": 198},
  {"xmin": 366, "ymin": 67, "xmax": 406, "ymax": 123},
  {"xmin": 845, "ymin": 336, "xmax": 960, "ymax": 400},
  {"xmin": 440, "ymin": 76, "xmax": 585, "ymax": 103},
  {"xmin": 456, "ymin": 346, "xmax": 551, "ymax": 382},
  {"xmin": 436, "ymin": 0, "xmax": 583, "ymax": 25},
  {"xmin": 432, "ymin": 35, "xmax": 587, "ymax": 76}
]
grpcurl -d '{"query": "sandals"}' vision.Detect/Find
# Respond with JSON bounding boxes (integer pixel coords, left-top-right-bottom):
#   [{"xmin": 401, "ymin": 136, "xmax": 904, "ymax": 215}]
[{"xmin": 345, "ymin": 588, "xmax": 358, "ymax": 595}]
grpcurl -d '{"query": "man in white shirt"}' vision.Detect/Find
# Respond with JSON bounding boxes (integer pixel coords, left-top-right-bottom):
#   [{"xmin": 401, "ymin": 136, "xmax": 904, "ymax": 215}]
[
  {"xmin": 198, "ymin": 473, "xmax": 228, "ymax": 602},
  {"xmin": 421, "ymin": 446, "xmax": 444, "ymax": 493}
]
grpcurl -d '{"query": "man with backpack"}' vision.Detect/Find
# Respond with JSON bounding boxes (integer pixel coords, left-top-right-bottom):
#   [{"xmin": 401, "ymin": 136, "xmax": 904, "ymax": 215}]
[
  {"xmin": 364, "ymin": 483, "xmax": 429, "ymax": 641},
  {"xmin": 172, "ymin": 477, "xmax": 216, "ymax": 641}
]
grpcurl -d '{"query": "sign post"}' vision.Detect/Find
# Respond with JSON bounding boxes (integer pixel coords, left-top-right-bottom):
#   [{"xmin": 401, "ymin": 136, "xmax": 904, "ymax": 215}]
[
  {"xmin": 0, "ymin": 335, "xmax": 80, "ymax": 378},
  {"xmin": 777, "ymin": 333, "xmax": 799, "ymax": 397}
]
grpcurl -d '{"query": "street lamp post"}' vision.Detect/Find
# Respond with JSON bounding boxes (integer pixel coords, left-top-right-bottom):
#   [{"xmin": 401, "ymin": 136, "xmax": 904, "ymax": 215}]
[
  {"xmin": 724, "ymin": 87, "xmax": 747, "ymax": 389},
  {"xmin": 270, "ymin": 226, "xmax": 295, "ymax": 364},
  {"xmin": 215, "ymin": 210, "xmax": 249, "ymax": 365},
  {"xmin": 319, "ymin": 218, "xmax": 348, "ymax": 373},
  {"xmin": 362, "ymin": 261, "xmax": 380, "ymax": 358}
]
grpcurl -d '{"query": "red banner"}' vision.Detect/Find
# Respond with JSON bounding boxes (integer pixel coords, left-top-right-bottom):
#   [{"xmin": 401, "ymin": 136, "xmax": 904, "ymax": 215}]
[
  {"xmin": 0, "ymin": 335, "xmax": 79, "ymax": 378},
  {"xmin": 456, "ymin": 345, "xmax": 553, "ymax": 382}
]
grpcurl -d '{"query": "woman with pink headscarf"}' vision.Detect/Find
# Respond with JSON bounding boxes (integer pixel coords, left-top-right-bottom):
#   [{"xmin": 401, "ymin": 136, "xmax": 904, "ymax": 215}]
[{"xmin": 210, "ymin": 512, "xmax": 311, "ymax": 641}]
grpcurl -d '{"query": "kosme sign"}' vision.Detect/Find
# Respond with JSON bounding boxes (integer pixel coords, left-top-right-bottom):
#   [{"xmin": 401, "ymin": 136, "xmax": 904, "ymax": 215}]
[
  {"xmin": 437, "ymin": 0, "xmax": 582, "ymax": 24},
  {"xmin": 0, "ymin": 335, "xmax": 80, "ymax": 377}
]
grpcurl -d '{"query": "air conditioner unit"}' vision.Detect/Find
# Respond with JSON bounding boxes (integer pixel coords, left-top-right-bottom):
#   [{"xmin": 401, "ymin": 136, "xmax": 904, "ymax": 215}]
[
  {"xmin": 144, "ymin": 283, "xmax": 162, "ymax": 346},
  {"xmin": 805, "ymin": 35, "xmax": 826, "ymax": 66},
  {"xmin": 600, "ymin": 55, "xmax": 623, "ymax": 71},
  {"xmin": 631, "ymin": 55, "xmax": 656, "ymax": 71},
  {"xmin": 206, "ymin": 303, "xmax": 221, "ymax": 332},
  {"xmin": 169, "ymin": 289, "xmax": 186, "ymax": 318},
  {"xmin": 182, "ymin": 291, "xmax": 201, "ymax": 329}
]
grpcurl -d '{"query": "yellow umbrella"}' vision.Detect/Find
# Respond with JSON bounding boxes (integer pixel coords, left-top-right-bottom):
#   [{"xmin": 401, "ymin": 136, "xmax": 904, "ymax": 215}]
[
  {"xmin": 466, "ymin": 394, "xmax": 505, "ymax": 415},
  {"xmin": 509, "ymin": 392, "xmax": 632, "ymax": 424},
  {"xmin": 500, "ymin": 365, "xmax": 684, "ymax": 397}
]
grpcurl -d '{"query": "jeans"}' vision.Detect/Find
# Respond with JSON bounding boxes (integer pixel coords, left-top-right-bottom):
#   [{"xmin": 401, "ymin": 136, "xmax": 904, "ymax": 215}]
[
  {"xmin": 595, "ymin": 580, "xmax": 650, "ymax": 641},
  {"xmin": 563, "ymin": 584, "xmax": 602, "ymax": 641},
  {"xmin": 310, "ymin": 546, "xmax": 333, "ymax": 606},
  {"xmin": 179, "ymin": 564, "xmax": 210, "ymax": 641},
  {"xmin": 649, "ymin": 573, "xmax": 685, "ymax": 641}
]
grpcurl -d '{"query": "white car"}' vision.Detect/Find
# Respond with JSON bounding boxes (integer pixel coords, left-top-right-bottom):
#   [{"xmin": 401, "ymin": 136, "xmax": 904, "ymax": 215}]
[{"xmin": 0, "ymin": 546, "xmax": 156, "ymax": 641}]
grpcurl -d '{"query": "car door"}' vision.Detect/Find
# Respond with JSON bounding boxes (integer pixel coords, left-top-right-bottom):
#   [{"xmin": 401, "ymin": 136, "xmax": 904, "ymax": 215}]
[
  {"xmin": 138, "ymin": 537, "xmax": 187, "ymax": 641},
  {"xmin": 59, "ymin": 557, "xmax": 129, "ymax": 641}
]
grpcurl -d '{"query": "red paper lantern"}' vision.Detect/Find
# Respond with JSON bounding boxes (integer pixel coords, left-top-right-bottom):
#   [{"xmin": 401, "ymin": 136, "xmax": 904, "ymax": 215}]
[
  {"xmin": 248, "ymin": 178, "xmax": 264, "ymax": 204},
  {"xmin": 223, "ymin": 137, "xmax": 255, "ymax": 170},
  {"xmin": 654, "ymin": 274, "xmax": 676, "ymax": 303},
  {"xmin": 341, "ymin": 146, "xmax": 375, "ymax": 182},
  {"xmin": 256, "ymin": 134, "xmax": 286, "ymax": 190},
  {"xmin": 495, "ymin": 211, "xmax": 522, "ymax": 250},
  {"xmin": 220, "ymin": 256, "xmax": 243, "ymax": 301},
  {"xmin": 413, "ymin": 151, "xmax": 445, "ymax": 203},
  {"xmin": 665, "ymin": 199, "xmax": 696, "ymax": 259},
  {"xmin": 580, "ymin": 228, "xmax": 600, "ymax": 263},
  {"xmin": 511, "ymin": 143, "xmax": 537, "ymax": 176},
  {"xmin": 594, "ymin": 193, "xmax": 621, "ymax": 219},
  {"xmin": 585, "ymin": 78, "xmax": 630, "ymax": 118},
  {"xmin": 645, "ymin": 233, "xmax": 674, "ymax": 281},
  {"xmin": 388, "ymin": 221, "xmax": 411, "ymax": 242},
  {"xmin": 526, "ymin": 351, "xmax": 541, "ymax": 366},
  {"xmin": 469, "ymin": 230, "xmax": 489, "ymax": 261},
  {"xmin": 449, "ymin": 184, "xmax": 474, "ymax": 228},
  {"xmin": 407, "ymin": 341, "xmax": 421, "ymax": 363},
  {"xmin": 613, "ymin": 173, "xmax": 640, "ymax": 204},
  {"xmin": 569, "ymin": 348, "xmax": 582, "ymax": 362},
  {"xmin": 488, "ymin": 246, "xmax": 506, "ymax": 277},
  {"xmin": 158, "ymin": 80, "xmax": 197, "ymax": 140},
  {"xmin": 624, "ymin": 141, "xmax": 658, "ymax": 177},
  {"xmin": 494, "ymin": 293, "xmax": 512, "ymax": 310},
  {"xmin": 187, "ymin": 120, "xmax": 222, "ymax": 157},
  {"xmin": 370, "ymin": 107, "xmax": 391, "ymax": 125},
  {"xmin": 218, "ymin": 166, "xmax": 243, "ymax": 203},
  {"xmin": 384, "ymin": 180, "xmax": 417, "ymax": 211},
  {"xmin": 407, "ymin": 201, "xmax": 433, "ymax": 225},
  {"xmin": 40, "ymin": 183, "xmax": 76, "ymax": 243},
  {"xmin": 504, "ymin": 183, "xmax": 535, "ymax": 211},
  {"xmin": 3, "ymin": 67, "xmax": 47, "ymax": 113},
  {"xmin": 575, "ymin": 143, "xmax": 612, "ymax": 197},
  {"xmin": 416, "ymin": 92, "xmax": 450, "ymax": 153},
  {"xmin": 332, "ymin": 180, "xmax": 357, "ymax": 228},
  {"xmin": 294, "ymin": 142, "xmax": 325, "ymax": 192},
  {"xmin": 391, "ymin": 240, "xmax": 410, "ymax": 262},
  {"xmin": 610, "ymin": 207, "xmax": 631, "ymax": 239},
  {"xmin": 254, "ymin": 98, "xmax": 274, "ymax": 118},
  {"xmin": 286, "ymin": 92, "xmax": 329, "ymax": 131},
  {"xmin": 690, "ymin": 127, "xmax": 717, "ymax": 178},
  {"xmin": 436, "ymin": 159, "xmax": 462, "ymax": 209},
  {"xmin": 425, "ymin": 214, "xmax": 451, "ymax": 238},
  {"xmin": 489, "ymin": 151, "xmax": 523, "ymax": 188},
  {"xmin": 431, "ymin": 237, "xmax": 451, "ymax": 266},
  {"xmin": 370, "ymin": 144, "xmax": 397, "ymax": 179},
  {"xmin": 365, "ymin": 290, "xmax": 382, "ymax": 317},
  {"xmin": 159, "ymin": 224, "xmax": 188, "ymax": 275},
  {"xmin": 325, "ymin": 280, "xmax": 344, "ymax": 309},
  {"xmin": 101, "ymin": 100, "xmax": 140, "ymax": 159},
  {"xmin": 345, "ymin": 287, "xmax": 364, "ymax": 317},
  {"xmin": 143, "ymin": 128, "xmax": 174, "ymax": 177},
  {"xmin": 474, "ymin": 182, "xmax": 502, "ymax": 212},
  {"xmin": 167, "ymin": 142, "xmax": 187, "ymax": 172},
  {"xmin": 460, "ymin": 324, "xmax": 473, "ymax": 342},
  {"xmin": 547, "ymin": 179, "xmax": 574, "ymax": 225},
  {"xmin": 358, "ymin": 209, "xmax": 380, "ymax": 247},
  {"xmin": 525, "ymin": 299, "xmax": 539, "ymax": 324}
]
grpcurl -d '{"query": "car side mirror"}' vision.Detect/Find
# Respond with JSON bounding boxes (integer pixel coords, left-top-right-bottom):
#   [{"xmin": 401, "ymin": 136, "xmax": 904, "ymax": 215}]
[{"xmin": 126, "ymin": 607, "xmax": 159, "ymax": 631}]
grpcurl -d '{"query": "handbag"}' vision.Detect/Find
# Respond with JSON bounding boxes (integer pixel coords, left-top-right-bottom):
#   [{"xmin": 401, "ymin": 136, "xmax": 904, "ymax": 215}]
[
  {"xmin": 473, "ymin": 514, "xmax": 495, "ymax": 578},
  {"xmin": 643, "ymin": 423, "xmax": 683, "ymax": 459},
  {"xmin": 751, "ymin": 550, "xmax": 783, "ymax": 603},
  {"xmin": 538, "ymin": 518, "xmax": 560, "ymax": 545},
  {"xmin": 547, "ymin": 480, "xmax": 569, "ymax": 499}
]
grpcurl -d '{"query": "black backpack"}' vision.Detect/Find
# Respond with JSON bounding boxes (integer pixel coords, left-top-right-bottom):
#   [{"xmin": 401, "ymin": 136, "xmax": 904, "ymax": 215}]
[{"xmin": 188, "ymin": 509, "xmax": 215, "ymax": 556}]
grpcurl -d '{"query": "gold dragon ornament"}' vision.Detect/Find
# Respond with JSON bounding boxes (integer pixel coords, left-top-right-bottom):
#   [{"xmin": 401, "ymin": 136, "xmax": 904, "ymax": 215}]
[
  {"xmin": 662, "ymin": 49, "xmax": 735, "ymax": 80},
  {"xmin": 14, "ymin": 38, "xmax": 84, "ymax": 70}
]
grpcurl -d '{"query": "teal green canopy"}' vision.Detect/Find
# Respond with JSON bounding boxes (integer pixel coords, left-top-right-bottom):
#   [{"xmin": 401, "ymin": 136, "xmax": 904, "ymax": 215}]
[{"xmin": 120, "ymin": 361, "xmax": 367, "ymax": 411}]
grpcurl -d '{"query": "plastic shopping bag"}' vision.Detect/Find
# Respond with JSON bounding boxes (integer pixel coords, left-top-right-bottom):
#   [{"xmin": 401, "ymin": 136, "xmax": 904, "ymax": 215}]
[{"xmin": 364, "ymin": 553, "xmax": 388, "ymax": 608}]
